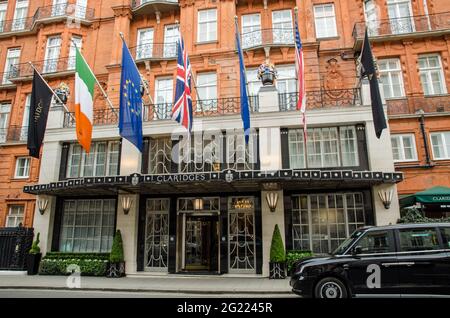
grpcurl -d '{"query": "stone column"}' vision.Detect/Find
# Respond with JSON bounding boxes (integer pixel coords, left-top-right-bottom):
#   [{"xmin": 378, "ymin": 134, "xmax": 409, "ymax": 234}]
[{"xmin": 261, "ymin": 189, "xmax": 285, "ymax": 277}]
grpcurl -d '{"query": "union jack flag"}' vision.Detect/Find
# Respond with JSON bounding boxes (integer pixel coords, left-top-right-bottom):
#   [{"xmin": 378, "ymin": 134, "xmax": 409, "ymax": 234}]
[
  {"xmin": 172, "ymin": 34, "xmax": 193, "ymax": 132},
  {"xmin": 294, "ymin": 13, "xmax": 307, "ymax": 142}
]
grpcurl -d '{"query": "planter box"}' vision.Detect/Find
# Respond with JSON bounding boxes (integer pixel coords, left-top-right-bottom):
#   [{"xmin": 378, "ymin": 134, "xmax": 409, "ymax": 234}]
[
  {"xmin": 107, "ymin": 262, "xmax": 125, "ymax": 278},
  {"xmin": 26, "ymin": 253, "xmax": 42, "ymax": 275},
  {"xmin": 269, "ymin": 261, "xmax": 286, "ymax": 279},
  {"xmin": 261, "ymin": 73, "xmax": 275, "ymax": 86}
]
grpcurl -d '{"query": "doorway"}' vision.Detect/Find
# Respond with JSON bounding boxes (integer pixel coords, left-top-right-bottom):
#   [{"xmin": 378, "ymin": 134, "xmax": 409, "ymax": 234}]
[{"xmin": 184, "ymin": 215, "xmax": 219, "ymax": 272}]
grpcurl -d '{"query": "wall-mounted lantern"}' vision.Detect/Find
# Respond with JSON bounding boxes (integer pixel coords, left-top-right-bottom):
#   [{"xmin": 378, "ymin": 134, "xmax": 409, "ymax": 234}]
[
  {"xmin": 193, "ymin": 198, "xmax": 204, "ymax": 211},
  {"xmin": 266, "ymin": 192, "xmax": 279, "ymax": 213},
  {"xmin": 121, "ymin": 196, "xmax": 133, "ymax": 215},
  {"xmin": 378, "ymin": 189, "xmax": 393, "ymax": 209},
  {"xmin": 37, "ymin": 198, "xmax": 49, "ymax": 215}
]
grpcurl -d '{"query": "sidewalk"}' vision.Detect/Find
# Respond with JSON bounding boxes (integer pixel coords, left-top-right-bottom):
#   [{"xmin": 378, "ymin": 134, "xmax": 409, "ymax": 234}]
[{"xmin": 0, "ymin": 274, "xmax": 292, "ymax": 294}]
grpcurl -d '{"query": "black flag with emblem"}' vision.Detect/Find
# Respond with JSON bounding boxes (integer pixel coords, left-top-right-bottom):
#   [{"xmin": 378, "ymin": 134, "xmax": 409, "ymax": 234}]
[
  {"xmin": 359, "ymin": 29, "xmax": 387, "ymax": 139},
  {"xmin": 27, "ymin": 70, "xmax": 54, "ymax": 158}
]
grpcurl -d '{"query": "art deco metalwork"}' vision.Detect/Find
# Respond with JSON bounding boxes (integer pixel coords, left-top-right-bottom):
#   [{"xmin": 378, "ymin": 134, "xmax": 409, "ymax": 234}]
[
  {"xmin": 145, "ymin": 199, "xmax": 169, "ymax": 269},
  {"xmin": 378, "ymin": 189, "xmax": 393, "ymax": 209},
  {"xmin": 37, "ymin": 198, "xmax": 49, "ymax": 216}
]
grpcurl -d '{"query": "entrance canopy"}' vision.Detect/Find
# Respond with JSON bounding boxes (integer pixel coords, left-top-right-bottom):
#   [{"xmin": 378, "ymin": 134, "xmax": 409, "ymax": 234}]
[{"xmin": 400, "ymin": 186, "xmax": 450, "ymax": 207}]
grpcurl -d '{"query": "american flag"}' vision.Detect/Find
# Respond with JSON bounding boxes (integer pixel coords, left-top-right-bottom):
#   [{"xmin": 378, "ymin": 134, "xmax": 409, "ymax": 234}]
[
  {"xmin": 294, "ymin": 13, "xmax": 307, "ymax": 142},
  {"xmin": 172, "ymin": 34, "xmax": 193, "ymax": 132}
]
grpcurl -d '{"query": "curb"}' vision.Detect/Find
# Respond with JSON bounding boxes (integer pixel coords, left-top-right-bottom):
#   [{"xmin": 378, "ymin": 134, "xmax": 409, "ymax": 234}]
[{"xmin": 0, "ymin": 286, "xmax": 292, "ymax": 295}]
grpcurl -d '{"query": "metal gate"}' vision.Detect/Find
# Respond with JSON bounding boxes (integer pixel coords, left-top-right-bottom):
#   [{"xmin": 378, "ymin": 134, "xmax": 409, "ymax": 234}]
[{"xmin": 0, "ymin": 226, "xmax": 34, "ymax": 270}]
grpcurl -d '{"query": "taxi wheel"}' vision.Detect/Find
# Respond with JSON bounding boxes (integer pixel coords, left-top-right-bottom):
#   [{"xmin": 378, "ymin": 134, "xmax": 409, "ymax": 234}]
[{"xmin": 314, "ymin": 277, "xmax": 348, "ymax": 299}]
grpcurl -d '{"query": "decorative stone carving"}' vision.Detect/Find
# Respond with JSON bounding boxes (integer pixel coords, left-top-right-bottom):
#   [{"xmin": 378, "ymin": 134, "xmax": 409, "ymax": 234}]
[{"xmin": 324, "ymin": 58, "xmax": 344, "ymax": 93}]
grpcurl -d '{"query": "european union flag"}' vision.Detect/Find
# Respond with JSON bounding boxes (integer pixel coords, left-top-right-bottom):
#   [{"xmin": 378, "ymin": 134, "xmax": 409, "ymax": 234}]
[{"xmin": 119, "ymin": 40, "xmax": 143, "ymax": 152}]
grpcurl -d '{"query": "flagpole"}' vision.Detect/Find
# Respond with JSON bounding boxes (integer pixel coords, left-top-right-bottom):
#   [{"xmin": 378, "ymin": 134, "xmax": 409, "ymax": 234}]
[
  {"xmin": 71, "ymin": 40, "xmax": 117, "ymax": 115},
  {"xmin": 27, "ymin": 62, "xmax": 74, "ymax": 120},
  {"xmin": 234, "ymin": 15, "xmax": 251, "ymax": 102}
]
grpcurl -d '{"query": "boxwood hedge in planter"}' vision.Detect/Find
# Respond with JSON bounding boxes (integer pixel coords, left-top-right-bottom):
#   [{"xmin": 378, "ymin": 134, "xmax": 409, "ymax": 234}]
[
  {"xmin": 39, "ymin": 253, "xmax": 109, "ymax": 276},
  {"xmin": 286, "ymin": 250, "xmax": 313, "ymax": 276}
]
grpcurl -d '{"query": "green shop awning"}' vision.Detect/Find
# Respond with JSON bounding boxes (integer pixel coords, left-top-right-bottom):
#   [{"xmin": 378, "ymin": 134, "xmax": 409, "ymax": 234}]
[{"xmin": 400, "ymin": 186, "xmax": 450, "ymax": 207}]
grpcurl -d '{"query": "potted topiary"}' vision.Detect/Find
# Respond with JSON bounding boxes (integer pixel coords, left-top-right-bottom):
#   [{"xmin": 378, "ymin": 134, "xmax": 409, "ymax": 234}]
[
  {"xmin": 269, "ymin": 224, "xmax": 286, "ymax": 279},
  {"xmin": 27, "ymin": 232, "xmax": 42, "ymax": 275},
  {"xmin": 107, "ymin": 230, "xmax": 125, "ymax": 278}
]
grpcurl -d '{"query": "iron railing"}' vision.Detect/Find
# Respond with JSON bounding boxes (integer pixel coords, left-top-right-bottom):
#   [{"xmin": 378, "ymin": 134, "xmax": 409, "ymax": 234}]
[
  {"xmin": 132, "ymin": 0, "xmax": 179, "ymax": 8},
  {"xmin": 0, "ymin": 17, "xmax": 34, "ymax": 34},
  {"xmin": 0, "ymin": 125, "xmax": 28, "ymax": 144},
  {"xmin": 7, "ymin": 57, "xmax": 74, "ymax": 80},
  {"xmin": 279, "ymin": 89, "xmax": 362, "ymax": 111},
  {"xmin": 0, "ymin": 227, "xmax": 34, "ymax": 270},
  {"xmin": 0, "ymin": 72, "xmax": 17, "ymax": 86},
  {"xmin": 353, "ymin": 12, "xmax": 450, "ymax": 39},
  {"xmin": 64, "ymin": 108, "xmax": 119, "ymax": 128},
  {"xmin": 387, "ymin": 94, "xmax": 450, "ymax": 115},
  {"xmin": 131, "ymin": 42, "xmax": 177, "ymax": 60},
  {"xmin": 241, "ymin": 28, "xmax": 294, "ymax": 50}
]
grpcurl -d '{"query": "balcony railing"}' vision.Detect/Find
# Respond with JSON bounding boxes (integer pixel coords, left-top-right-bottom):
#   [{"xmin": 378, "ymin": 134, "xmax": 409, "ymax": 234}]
[
  {"xmin": 387, "ymin": 94, "xmax": 450, "ymax": 115},
  {"xmin": 279, "ymin": 89, "xmax": 362, "ymax": 111},
  {"xmin": 64, "ymin": 108, "xmax": 119, "ymax": 128},
  {"xmin": 0, "ymin": 125, "xmax": 28, "ymax": 144},
  {"xmin": 0, "ymin": 4, "xmax": 94, "ymax": 35},
  {"xmin": 0, "ymin": 72, "xmax": 17, "ymax": 86},
  {"xmin": 241, "ymin": 28, "xmax": 294, "ymax": 50},
  {"xmin": 353, "ymin": 12, "xmax": 450, "ymax": 40},
  {"xmin": 131, "ymin": 42, "xmax": 177, "ymax": 61},
  {"xmin": 8, "ymin": 57, "xmax": 74, "ymax": 80}
]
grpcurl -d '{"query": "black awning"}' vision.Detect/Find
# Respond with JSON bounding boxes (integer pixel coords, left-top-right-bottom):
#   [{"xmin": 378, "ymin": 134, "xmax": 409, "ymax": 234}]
[{"xmin": 23, "ymin": 169, "xmax": 403, "ymax": 196}]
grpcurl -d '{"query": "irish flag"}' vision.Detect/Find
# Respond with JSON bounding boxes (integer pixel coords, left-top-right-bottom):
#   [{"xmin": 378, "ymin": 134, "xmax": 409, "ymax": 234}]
[{"xmin": 75, "ymin": 47, "xmax": 95, "ymax": 153}]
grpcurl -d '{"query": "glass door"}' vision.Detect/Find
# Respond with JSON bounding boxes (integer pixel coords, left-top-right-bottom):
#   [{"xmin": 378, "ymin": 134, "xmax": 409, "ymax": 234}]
[
  {"xmin": 0, "ymin": 3, "xmax": 7, "ymax": 33},
  {"xmin": 76, "ymin": 0, "xmax": 87, "ymax": 19},
  {"xmin": 364, "ymin": 0, "xmax": 379, "ymax": 36},
  {"xmin": 163, "ymin": 24, "xmax": 178, "ymax": 58},
  {"xmin": 43, "ymin": 36, "xmax": 62, "ymax": 73},
  {"xmin": 68, "ymin": 36, "xmax": 82, "ymax": 70},
  {"xmin": 12, "ymin": 0, "xmax": 28, "ymax": 31},
  {"xmin": 3, "ymin": 48, "xmax": 21, "ymax": 84},
  {"xmin": 387, "ymin": 0, "xmax": 414, "ymax": 34},
  {"xmin": 272, "ymin": 10, "xmax": 293, "ymax": 44},
  {"xmin": 52, "ymin": 0, "xmax": 67, "ymax": 17},
  {"xmin": 145, "ymin": 199, "xmax": 169, "ymax": 271},
  {"xmin": 0, "ymin": 103, "xmax": 11, "ymax": 143},
  {"xmin": 154, "ymin": 78, "xmax": 173, "ymax": 119},
  {"xmin": 20, "ymin": 95, "xmax": 31, "ymax": 141},
  {"xmin": 242, "ymin": 14, "xmax": 261, "ymax": 49},
  {"xmin": 136, "ymin": 28, "xmax": 153, "ymax": 60}
]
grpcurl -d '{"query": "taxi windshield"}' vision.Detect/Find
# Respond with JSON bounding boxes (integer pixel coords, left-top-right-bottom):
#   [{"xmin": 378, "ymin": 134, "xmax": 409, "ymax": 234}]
[{"xmin": 332, "ymin": 229, "xmax": 365, "ymax": 255}]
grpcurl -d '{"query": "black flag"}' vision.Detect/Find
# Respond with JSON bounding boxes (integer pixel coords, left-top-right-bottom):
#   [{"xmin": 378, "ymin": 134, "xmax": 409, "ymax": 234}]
[
  {"xmin": 359, "ymin": 29, "xmax": 387, "ymax": 139},
  {"xmin": 27, "ymin": 70, "xmax": 54, "ymax": 158}
]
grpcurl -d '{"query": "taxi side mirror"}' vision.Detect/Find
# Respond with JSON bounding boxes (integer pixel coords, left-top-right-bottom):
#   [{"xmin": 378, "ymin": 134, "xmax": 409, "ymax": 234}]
[{"xmin": 352, "ymin": 246, "xmax": 363, "ymax": 255}]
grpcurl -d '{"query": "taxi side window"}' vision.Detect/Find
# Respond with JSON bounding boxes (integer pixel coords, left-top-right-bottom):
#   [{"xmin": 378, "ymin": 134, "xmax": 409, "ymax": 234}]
[
  {"xmin": 440, "ymin": 228, "xmax": 450, "ymax": 248},
  {"xmin": 356, "ymin": 231, "xmax": 392, "ymax": 254},
  {"xmin": 399, "ymin": 228, "xmax": 440, "ymax": 252}
]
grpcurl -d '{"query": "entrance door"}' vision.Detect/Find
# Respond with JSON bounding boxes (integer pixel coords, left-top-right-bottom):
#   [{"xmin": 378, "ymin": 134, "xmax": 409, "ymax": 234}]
[{"xmin": 184, "ymin": 216, "xmax": 219, "ymax": 272}]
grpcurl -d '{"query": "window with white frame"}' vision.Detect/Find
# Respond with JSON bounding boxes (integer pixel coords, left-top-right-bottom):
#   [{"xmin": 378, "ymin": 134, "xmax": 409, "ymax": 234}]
[
  {"xmin": 20, "ymin": 94, "xmax": 31, "ymax": 141},
  {"xmin": 387, "ymin": 0, "xmax": 414, "ymax": 34},
  {"xmin": 378, "ymin": 58, "xmax": 405, "ymax": 99},
  {"xmin": 313, "ymin": 4, "xmax": 338, "ymax": 38},
  {"xmin": 242, "ymin": 14, "xmax": 262, "ymax": 49},
  {"xmin": 288, "ymin": 126, "xmax": 359, "ymax": 169},
  {"xmin": 136, "ymin": 28, "xmax": 154, "ymax": 60},
  {"xmin": 59, "ymin": 199, "xmax": 116, "ymax": 252},
  {"xmin": 154, "ymin": 77, "xmax": 173, "ymax": 119},
  {"xmin": 198, "ymin": 9, "xmax": 217, "ymax": 43},
  {"xmin": 6, "ymin": 205, "xmax": 24, "ymax": 227},
  {"xmin": 418, "ymin": 55, "xmax": 447, "ymax": 96},
  {"xmin": 0, "ymin": 2, "xmax": 7, "ymax": 33},
  {"xmin": 430, "ymin": 131, "xmax": 450, "ymax": 160},
  {"xmin": 0, "ymin": 103, "xmax": 11, "ymax": 143},
  {"xmin": 163, "ymin": 24, "xmax": 179, "ymax": 58},
  {"xmin": 277, "ymin": 65, "xmax": 297, "ymax": 110},
  {"xmin": 364, "ymin": 0, "xmax": 379, "ymax": 36},
  {"xmin": 196, "ymin": 72, "xmax": 217, "ymax": 111},
  {"xmin": 68, "ymin": 35, "xmax": 82, "ymax": 70},
  {"xmin": 246, "ymin": 68, "xmax": 262, "ymax": 111},
  {"xmin": 391, "ymin": 134, "xmax": 417, "ymax": 161},
  {"xmin": 272, "ymin": 10, "xmax": 293, "ymax": 43},
  {"xmin": 12, "ymin": 0, "xmax": 28, "ymax": 31},
  {"xmin": 66, "ymin": 140, "xmax": 120, "ymax": 178},
  {"xmin": 43, "ymin": 36, "xmax": 62, "ymax": 73},
  {"xmin": 15, "ymin": 157, "xmax": 30, "ymax": 178},
  {"xmin": 3, "ymin": 48, "xmax": 21, "ymax": 84}
]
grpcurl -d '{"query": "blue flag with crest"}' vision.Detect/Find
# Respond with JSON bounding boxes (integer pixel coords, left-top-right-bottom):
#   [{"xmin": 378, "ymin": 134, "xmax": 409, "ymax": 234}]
[{"xmin": 119, "ymin": 40, "xmax": 143, "ymax": 152}]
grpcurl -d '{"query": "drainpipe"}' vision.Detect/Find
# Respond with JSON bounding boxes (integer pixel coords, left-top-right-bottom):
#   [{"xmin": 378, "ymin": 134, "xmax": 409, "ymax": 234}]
[{"xmin": 417, "ymin": 109, "xmax": 432, "ymax": 166}]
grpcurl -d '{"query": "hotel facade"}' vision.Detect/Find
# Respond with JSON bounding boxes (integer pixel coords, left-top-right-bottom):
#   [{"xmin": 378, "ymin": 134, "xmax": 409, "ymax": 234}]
[{"xmin": 0, "ymin": 0, "xmax": 448, "ymax": 276}]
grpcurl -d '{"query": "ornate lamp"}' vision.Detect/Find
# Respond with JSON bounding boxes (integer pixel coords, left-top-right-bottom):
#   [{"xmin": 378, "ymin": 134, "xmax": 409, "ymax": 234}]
[
  {"xmin": 266, "ymin": 192, "xmax": 279, "ymax": 212},
  {"xmin": 378, "ymin": 189, "xmax": 393, "ymax": 209},
  {"xmin": 37, "ymin": 198, "xmax": 49, "ymax": 215},
  {"xmin": 121, "ymin": 196, "xmax": 133, "ymax": 215}
]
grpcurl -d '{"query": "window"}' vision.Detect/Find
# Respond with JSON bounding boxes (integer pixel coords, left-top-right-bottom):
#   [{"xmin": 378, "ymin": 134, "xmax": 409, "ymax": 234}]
[
  {"xmin": 15, "ymin": 157, "xmax": 30, "ymax": 178},
  {"xmin": 241, "ymin": 14, "xmax": 261, "ymax": 49},
  {"xmin": 379, "ymin": 58, "xmax": 405, "ymax": 99},
  {"xmin": 0, "ymin": 2, "xmax": 7, "ymax": 33},
  {"xmin": 149, "ymin": 137, "xmax": 172, "ymax": 174},
  {"xmin": 387, "ymin": 0, "xmax": 414, "ymax": 34},
  {"xmin": 3, "ymin": 48, "xmax": 21, "ymax": 84},
  {"xmin": 272, "ymin": 10, "xmax": 293, "ymax": 43},
  {"xmin": 356, "ymin": 231, "xmax": 393, "ymax": 254},
  {"xmin": 430, "ymin": 131, "xmax": 450, "ymax": 160},
  {"xmin": 12, "ymin": 0, "xmax": 28, "ymax": 31},
  {"xmin": 59, "ymin": 199, "xmax": 116, "ymax": 252},
  {"xmin": 288, "ymin": 126, "xmax": 359, "ymax": 169},
  {"xmin": 276, "ymin": 64, "xmax": 297, "ymax": 94},
  {"xmin": 196, "ymin": 72, "xmax": 217, "ymax": 111},
  {"xmin": 292, "ymin": 193, "xmax": 366, "ymax": 254},
  {"xmin": 364, "ymin": 0, "xmax": 379, "ymax": 36},
  {"xmin": 418, "ymin": 55, "xmax": 447, "ymax": 96},
  {"xmin": 313, "ymin": 4, "xmax": 338, "ymax": 38},
  {"xmin": 440, "ymin": 227, "xmax": 450, "ymax": 248},
  {"xmin": 66, "ymin": 141, "xmax": 120, "ymax": 178},
  {"xmin": 20, "ymin": 94, "xmax": 31, "ymax": 141},
  {"xmin": 52, "ymin": 0, "xmax": 67, "ymax": 16},
  {"xmin": 391, "ymin": 134, "xmax": 417, "ymax": 161},
  {"xmin": 68, "ymin": 36, "xmax": 82, "ymax": 70},
  {"xmin": 43, "ymin": 36, "xmax": 62, "ymax": 73},
  {"xmin": 136, "ymin": 28, "xmax": 154, "ymax": 60},
  {"xmin": 154, "ymin": 78, "xmax": 173, "ymax": 119},
  {"xmin": 198, "ymin": 9, "xmax": 217, "ymax": 42},
  {"xmin": 0, "ymin": 103, "xmax": 11, "ymax": 143},
  {"xmin": 399, "ymin": 228, "xmax": 440, "ymax": 251},
  {"xmin": 6, "ymin": 205, "xmax": 24, "ymax": 227},
  {"xmin": 163, "ymin": 24, "xmax": 179, "ymax": 58},
  {"xmin": 75, "ymin": 0, "xmax": 87, "ymax": 19}
]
